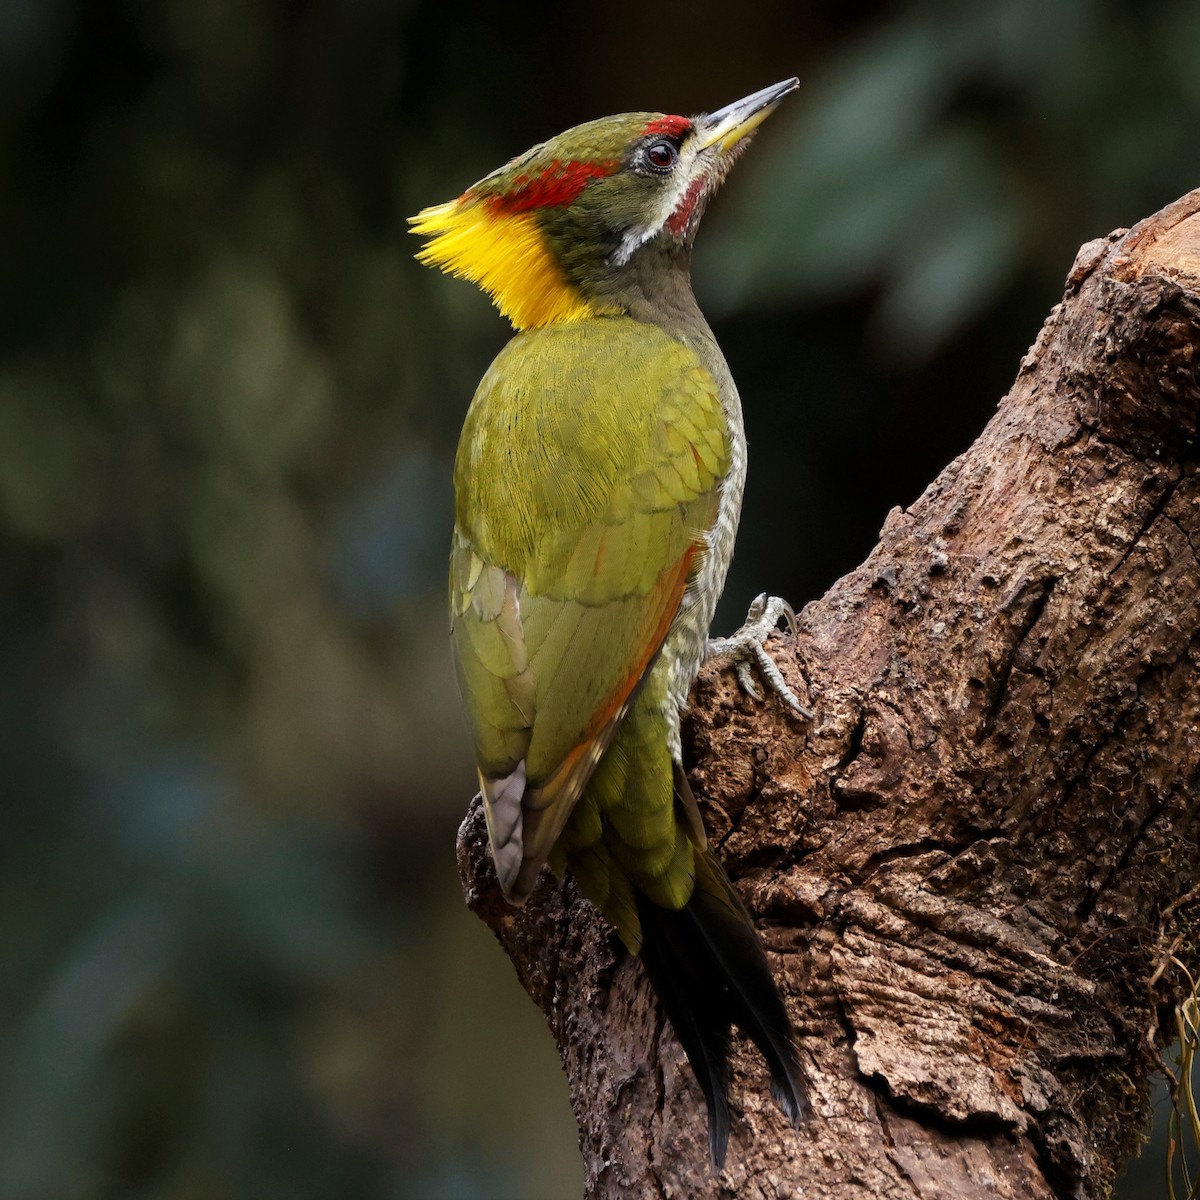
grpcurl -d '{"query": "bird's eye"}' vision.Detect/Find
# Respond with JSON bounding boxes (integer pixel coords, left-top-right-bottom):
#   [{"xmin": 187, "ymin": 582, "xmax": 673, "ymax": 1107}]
[{"xmin": 644, "ymin": 140, "xmax": 678, "ymax": 172}]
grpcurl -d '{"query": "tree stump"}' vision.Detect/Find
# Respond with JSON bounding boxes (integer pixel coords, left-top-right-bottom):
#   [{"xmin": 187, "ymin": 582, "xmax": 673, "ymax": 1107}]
[{"xmin": 457, "ymin": 188, "xmax": 1200, "ymax": 1200}]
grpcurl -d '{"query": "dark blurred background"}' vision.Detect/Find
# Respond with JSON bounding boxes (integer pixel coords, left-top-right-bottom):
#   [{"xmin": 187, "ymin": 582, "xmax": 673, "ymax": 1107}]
[{"xmin": 2, "ymin": 0, "xmax": 1196, "ymax": 1196}]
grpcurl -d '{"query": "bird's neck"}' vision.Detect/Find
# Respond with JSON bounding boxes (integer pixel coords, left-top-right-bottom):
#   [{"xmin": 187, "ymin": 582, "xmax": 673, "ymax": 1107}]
[{"xmin": 579, "ymin": 243, "xmax": 722, "ymax": 365}]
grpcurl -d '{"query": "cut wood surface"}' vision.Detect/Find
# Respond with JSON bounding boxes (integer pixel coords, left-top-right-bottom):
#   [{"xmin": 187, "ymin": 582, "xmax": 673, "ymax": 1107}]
[{"xmin": 457, "ymin": 188, "xmax": 1200, "ymax": 1199}]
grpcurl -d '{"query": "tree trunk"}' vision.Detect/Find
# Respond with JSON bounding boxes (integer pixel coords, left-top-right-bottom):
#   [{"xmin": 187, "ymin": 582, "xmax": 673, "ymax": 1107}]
[{"xmin": 456, "ymin": 188, "xmax": 1200, "ymax": 1199}]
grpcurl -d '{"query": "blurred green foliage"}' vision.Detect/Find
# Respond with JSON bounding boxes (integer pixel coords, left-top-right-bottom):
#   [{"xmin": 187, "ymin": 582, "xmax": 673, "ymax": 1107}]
[
  {"xmin": 1, "ymin": 0, "xmax": 1195, "ymax": 1196},
  {"xmin": 714, "ymin": 0, "xmax": 1200, "ymax": 357}
]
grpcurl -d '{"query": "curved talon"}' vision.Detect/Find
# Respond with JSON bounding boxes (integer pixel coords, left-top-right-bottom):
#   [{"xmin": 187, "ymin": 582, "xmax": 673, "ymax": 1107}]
[
  {"xmin": 705, "ymin": 593, "xmax": 814, "ymax": 719},
  {"xmin": 781, "ymin": 601, "xmax": 799, "ymax": 641},
  {"xmin": 735, "ymin": 659, "xmax": 761, "ymax": 701},
  {"xmin": 746, "ymin": 593, "xmax": 799, "ymax": 642}
]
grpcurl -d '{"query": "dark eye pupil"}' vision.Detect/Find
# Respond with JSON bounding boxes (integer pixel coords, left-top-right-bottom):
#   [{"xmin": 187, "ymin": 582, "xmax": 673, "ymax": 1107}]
[{"xmin": 646, "ymin": 141, "xmax": 677, "ymax": 169}]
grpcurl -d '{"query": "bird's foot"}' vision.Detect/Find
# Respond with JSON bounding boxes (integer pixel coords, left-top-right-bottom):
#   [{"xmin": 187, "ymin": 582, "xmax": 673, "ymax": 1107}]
[{"xmin": 705, "ymin": 594, "xmax": 813, "ymax": 718}]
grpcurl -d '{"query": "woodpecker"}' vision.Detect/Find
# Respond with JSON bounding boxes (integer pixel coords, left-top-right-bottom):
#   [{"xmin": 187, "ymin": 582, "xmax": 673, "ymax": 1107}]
[{"xmin": 411, "ymin": 79, "xmax": 806, "ymax": 1165}]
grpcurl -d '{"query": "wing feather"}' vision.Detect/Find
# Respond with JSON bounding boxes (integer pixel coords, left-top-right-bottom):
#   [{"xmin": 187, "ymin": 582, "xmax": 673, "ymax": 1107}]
[{"xmin": 450, "ymin": 318, "xmax": 729, "ymax": 901}]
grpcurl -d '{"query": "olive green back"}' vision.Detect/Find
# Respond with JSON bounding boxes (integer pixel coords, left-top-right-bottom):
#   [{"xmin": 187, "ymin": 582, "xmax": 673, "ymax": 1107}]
[{"xmin": 451, "ymin": 316, "xmax": 729, "ymax": 897}]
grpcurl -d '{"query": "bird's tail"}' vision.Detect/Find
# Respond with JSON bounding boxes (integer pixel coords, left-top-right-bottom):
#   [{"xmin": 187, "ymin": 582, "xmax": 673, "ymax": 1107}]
[{"xmin": 635, "ymin": 839, "xmax": 806, "ymax": 1166}]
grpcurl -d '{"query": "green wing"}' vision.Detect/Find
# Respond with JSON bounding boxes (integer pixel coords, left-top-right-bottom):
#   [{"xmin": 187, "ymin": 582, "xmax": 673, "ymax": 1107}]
[{"xmin": 450, "ymin": 317, "xmax": 729, "ymax": 900}]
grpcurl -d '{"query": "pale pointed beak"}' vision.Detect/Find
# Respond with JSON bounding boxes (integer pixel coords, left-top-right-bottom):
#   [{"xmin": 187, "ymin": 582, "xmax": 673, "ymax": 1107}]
[{"xmin": 693, "ymin": 77, "xmax": 800, "ymax": 154}]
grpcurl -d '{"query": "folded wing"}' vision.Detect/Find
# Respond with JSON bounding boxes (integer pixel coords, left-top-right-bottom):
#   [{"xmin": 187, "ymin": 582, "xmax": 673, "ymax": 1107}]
[{"xmin": 450, "ymin": 318, "xmax": 729, "ymax": 901}]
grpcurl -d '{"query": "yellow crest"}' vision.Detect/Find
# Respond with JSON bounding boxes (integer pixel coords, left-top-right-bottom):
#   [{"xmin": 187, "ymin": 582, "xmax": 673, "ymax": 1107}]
[{"xmin": 409, "ymin": 198, "xmax": 598, "ymax": 331}]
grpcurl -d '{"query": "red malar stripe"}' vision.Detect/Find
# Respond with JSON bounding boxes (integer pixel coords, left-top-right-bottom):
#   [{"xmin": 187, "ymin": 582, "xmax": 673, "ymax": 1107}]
[
  {"xmin": 487, "ymin": 159, "xmax": 619, "ymax": 214},
  {"xmin": 666, "ymin": 176, "xmax": 706, "ymax": 236}
]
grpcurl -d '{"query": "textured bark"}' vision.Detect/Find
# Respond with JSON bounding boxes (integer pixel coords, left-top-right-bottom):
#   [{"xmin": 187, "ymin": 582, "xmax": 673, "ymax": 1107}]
[{"xmin": 456, "ymin": 189, "xmax": 1200, "ymax": 1199}]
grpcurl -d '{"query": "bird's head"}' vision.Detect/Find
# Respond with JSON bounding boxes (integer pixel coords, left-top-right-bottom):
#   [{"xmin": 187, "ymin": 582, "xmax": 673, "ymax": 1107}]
[{"xmin": 410, "ymin": 78, "xmax": 798, "ymax": 330}]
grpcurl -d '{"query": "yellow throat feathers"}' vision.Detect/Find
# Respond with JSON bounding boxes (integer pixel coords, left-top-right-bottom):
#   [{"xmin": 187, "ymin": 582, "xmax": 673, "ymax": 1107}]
[{"xmin": 409, "ymin": 197, "xmax": 601, "ymax": 332}]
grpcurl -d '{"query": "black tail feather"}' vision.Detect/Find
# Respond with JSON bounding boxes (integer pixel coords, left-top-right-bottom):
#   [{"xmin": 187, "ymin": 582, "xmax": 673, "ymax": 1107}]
[
  {"xmin": 637, "ymin": 886, "xmax": 734, "ymax": 1165},
  {"xmin": 691, "ymin": 850, "xmax": 807, "ymax": 1126},
  {"xmin": 636, "ymin": 847, "xmax": 806, "ymax": 1166}
]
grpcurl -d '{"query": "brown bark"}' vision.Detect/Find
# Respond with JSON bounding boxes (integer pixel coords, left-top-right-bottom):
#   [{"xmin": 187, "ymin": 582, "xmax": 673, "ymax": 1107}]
[{"xmin": 456, "ymin": 189, "xmax": 1200, "ymax": 1199}]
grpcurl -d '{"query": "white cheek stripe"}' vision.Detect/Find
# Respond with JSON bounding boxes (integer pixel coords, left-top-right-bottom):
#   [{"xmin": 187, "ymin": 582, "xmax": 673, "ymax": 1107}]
[
  {"xmin": 613, "ymin": 223, "xmax": 656, "ymax": 267},
  {"xmin": 610, "ymin": 156, "xmax": 704, "ymax": 267}
]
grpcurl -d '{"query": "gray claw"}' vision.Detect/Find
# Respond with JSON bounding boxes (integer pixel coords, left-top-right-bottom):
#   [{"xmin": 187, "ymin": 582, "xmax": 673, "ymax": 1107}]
[
  {"xmin": 735, "ymin": 659, "xmax": 762, "ymax": 701},
  {"xmin": 705, "ymin": 593, "xmax": 814, "ymax": 719}
]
